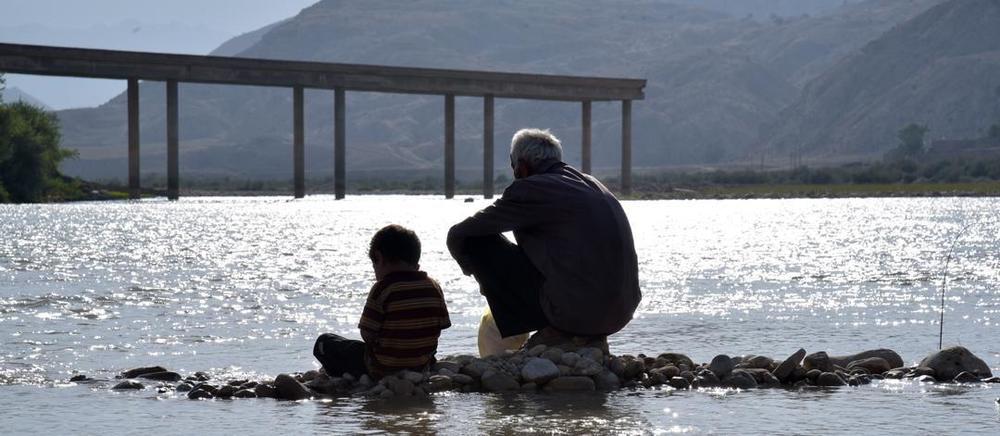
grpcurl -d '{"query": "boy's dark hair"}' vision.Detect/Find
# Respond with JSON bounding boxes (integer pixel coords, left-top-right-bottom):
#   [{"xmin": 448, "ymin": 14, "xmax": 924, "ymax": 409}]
[{"xmin": 369, "ymin": 224, "xmax": 421, "ymax": 265}]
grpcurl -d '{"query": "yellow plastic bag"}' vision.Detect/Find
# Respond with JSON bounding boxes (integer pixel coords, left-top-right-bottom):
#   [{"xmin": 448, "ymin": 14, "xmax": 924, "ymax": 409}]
[{"xmin": 477, "ymin": 307, "xmax": 529, "ymax": 358}]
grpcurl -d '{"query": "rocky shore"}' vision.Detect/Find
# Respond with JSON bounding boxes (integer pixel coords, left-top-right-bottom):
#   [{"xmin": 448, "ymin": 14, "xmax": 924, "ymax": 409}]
[{"xmin": 88, "ymin": 345, "xmax": 996, "ymax": 401}]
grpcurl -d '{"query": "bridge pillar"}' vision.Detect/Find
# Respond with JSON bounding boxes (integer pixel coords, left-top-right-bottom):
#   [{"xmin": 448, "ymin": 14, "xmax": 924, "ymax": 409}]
[
  {"xmin": 127, "ymin": 78, "xmax": 140, "ymax": 199},
  {"xmin": 621, "ymin": 99, "xmax": 632, "ymax": 196},
  {"xmin": 444, "ymin": 94, "xmax": 455, "ymax": 199},
  {"xmin": 166, "ymin": 80, "xmax": 179, "ymax": 200},
  {"xmin": 293, "ymin": 86, "xmax": 305, "ymax": 198},
  {"xmin": 483, "ymin": 95, "xmax": 494, "ymax": 199},
  {"xmin": 582, "ymin": 100, "xmax": 592, "ymax": 174},
  {"xmin": 334, "ymin": 87, "xmax": 346, "ymax": 200}
]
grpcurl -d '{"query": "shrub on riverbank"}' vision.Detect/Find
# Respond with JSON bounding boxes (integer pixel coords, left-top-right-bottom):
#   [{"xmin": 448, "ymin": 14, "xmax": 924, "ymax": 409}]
[{"xmin": 0, "ymin": 101, "xmax": 80, "ymax": 203}]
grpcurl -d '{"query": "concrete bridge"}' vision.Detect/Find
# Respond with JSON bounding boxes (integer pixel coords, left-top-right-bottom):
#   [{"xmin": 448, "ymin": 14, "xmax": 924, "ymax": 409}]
[{"xmin": 0, "ymin": 43, "xmax": 645, "ymax": 200}]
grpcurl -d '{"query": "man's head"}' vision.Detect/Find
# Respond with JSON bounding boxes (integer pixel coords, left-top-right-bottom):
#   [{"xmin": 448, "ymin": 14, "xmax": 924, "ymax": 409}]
[
  {"xmin": 510, "ymin": 128, "xmax": 563, "ymax": 179},
  {"xmin": 368, "ymin": 224, "xmax": 421, "ymax": 280}
]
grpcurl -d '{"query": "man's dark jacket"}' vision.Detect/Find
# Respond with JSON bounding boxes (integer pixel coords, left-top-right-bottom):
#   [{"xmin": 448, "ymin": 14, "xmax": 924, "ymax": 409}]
[{"xmin": 447, "ymin": 160, "xmax": 641, "ymax": 336}]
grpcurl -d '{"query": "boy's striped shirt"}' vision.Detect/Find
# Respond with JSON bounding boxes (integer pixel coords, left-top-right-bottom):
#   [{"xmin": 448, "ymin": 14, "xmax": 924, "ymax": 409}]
[{"xmin": 358, "ymin": 271, "xmax": 451, "ymax": 375}]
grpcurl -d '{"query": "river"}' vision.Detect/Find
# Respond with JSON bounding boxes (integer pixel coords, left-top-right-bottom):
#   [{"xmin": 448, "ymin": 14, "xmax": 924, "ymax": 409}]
[{"xmin": 1, "ymin": 196, "xmax": 998, "ymax": 434}]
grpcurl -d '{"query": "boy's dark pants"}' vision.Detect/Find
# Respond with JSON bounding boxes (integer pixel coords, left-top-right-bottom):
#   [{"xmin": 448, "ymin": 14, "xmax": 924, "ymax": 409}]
[
  {"xmin": 313, "ymin": 333, "xmax": 367, "ymax": 377},
  {"xmin": 463, "ymin": 234, "xmax": 548, "ymax": 338}
]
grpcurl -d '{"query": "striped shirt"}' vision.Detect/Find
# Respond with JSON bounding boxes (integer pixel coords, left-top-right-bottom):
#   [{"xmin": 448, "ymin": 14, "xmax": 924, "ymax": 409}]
[{"xmin": 358, "ymin": 271, "xmax": 451, "ymax": 376}]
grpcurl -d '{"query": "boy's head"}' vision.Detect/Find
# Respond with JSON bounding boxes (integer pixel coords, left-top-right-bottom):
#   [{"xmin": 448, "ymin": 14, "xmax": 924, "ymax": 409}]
[{"xmin": 368, "ymin": 224, "xmax": 421, "ymax": 280}]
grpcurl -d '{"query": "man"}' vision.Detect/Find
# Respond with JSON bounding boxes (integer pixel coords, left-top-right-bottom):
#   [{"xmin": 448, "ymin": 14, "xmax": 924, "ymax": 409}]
[{"xmin": 447, "ymin": 128, "xmax": 641, "ymax": 351}]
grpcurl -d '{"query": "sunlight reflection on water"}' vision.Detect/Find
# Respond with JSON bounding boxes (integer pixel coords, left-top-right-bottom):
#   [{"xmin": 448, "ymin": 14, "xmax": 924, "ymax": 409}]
[{"xmin": 1, "ymin": 196, "xmax": 999, "ymax": 433}]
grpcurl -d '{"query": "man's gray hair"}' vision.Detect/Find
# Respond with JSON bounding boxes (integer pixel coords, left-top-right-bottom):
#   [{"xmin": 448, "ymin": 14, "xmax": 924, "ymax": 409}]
[{"xmin": 510, "ymin": 128, "xmax": 563, "ymax": 170}]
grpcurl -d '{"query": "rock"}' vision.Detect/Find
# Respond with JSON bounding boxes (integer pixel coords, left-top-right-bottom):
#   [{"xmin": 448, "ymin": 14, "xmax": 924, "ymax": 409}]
[
  {"xmin": 192, "ymin": 371, "xmax": 210, "ymax": 381},
  {"xmin": 696, "ymin": 369, "xmax": 720, "ymax": 387},
  {"xmin": 176, "ymin": 382, "xmax": 194, "ymax": 392},
  {"xmin": 138, "ymin": 371, "xmax": 182, "ymax": 382},
  {"xmin": 772, "ymin": 348, "xmax": 806, "ymax": 383},
  {"xmin": 385, "ymin": 377, "xmax": 416, "ymax": 396},
  {"xmin": 520, "ymin": 382, "xmax": 537, "ymax": 391},
  {"xmin": 358, "ymin": 374, "xmax": 374, "ymax": 387},
  {"xmin": 187, "ymin": 388, "xmax": 213, "ymax": 399},
  {"xmin": 723, "ymin": 370, "xmax": 758, "ymax": 389},
  {"xmin": 522, "ymin": 345, "xmax": 546, "ymax": 357},
  {"xmin": 816, "ymin": 372, "xmax": 846, "ymax": 387},
  {"xmin": 233, "ymin": 389, "xmax": 257, "ymax": 398},
  {"xmin": 544, "ymin": 376, "xmax": 596, "ymax": 392},
  {"xmin": 916, "ymin": 375, "xmax": 936, "ymax": 383},
  {"xmin": 594, "ymin": 370, "xmax": 621, "ymax": 391},
  {"xmin": 608, "ymin": 357, "xmax": 626, "ymax": 377},
  {"xmin": 216, "ymin": 384, "xmax": 239, "ymax": 398},
  {"xmin": 578, "ymin": 347, "xmax": 605, "ymax": 363},
  {"xmin": 341, "ymin": 373, "xmax": 355, "ymax": 382},
  {"xmin": 540, "ymin": 348, "xmax": 564, "ymax": 364},
  {"xmin": 112, "ymin": 380, "xmax": 144, "ymax": 390},
  {"xmin": 573, "ymin": 358, "xmax": 603, "ymax": 376},
  {"xmin": 919, "ymin": 346, "xmax": 993, "ymax": 381},
  {"xmin": 300, "ymin": 370, "xmax": 320, "ymax": 382},
  {"xmin": 121, "ymin": 366, "xmax": 168, "ymax": 379},
  {"xmin": 709, "ymin": 355, "xmax": 734, "ymax": 379},
  {"xmin": 255, "ymin": 383, "xmax": 277, "ymax": 398},
  {"xmin": 884, "ymin": 368, "xmax": 907, "ymax": 379},
  {"xmin": 433, "ymin": 361, "xmax": 461, "ymax": 374},
  {"xmin": 379, "ymin": 389, "xmax": 395, "ymax": 399},
  {"xmin": 953, "ymin": 371, "xmax": 982, "ymax": 383},
  {"xmin": 805, "ymin": 369, "xmax": 822, "ymax": 382},
  {"xmin": 305, "ymin": 376, "xmax": 337, "ymax": 394},
  {"xmin": 846, "ymin": 357, "xmax": 892, "ymax": 375},
  {"xmin": 69, "ymin": 375, "xmax": 89, "ymax": 382},
  {"xmin": 240, "ymin": 381, "xmax": 259, "ymax": 390},
  {"xmin": 461, "ymin": 360, "xmax": 493, "ymax": 378},
  {"xmin": 757, "ymin": 371, "xmax": 781, "ymax": 387},
  {"xmin": 803, "ymin": 352, "xmax": 833, "ymax": 373},
  {"xmin": 521, "ymin": 357, "xmax": 560, "ymax": 384},
  {"xmin": 557, "ymin": 365, "xmax": 573, "ymax": 377},
  {"xmin": 560, "ymin": 352, "xmax": 580, "ymax": 367},
  {"xmin": 911, "ymin": 367, "xmax": 935, "ymax": 377},
  {"xmin": 400, "ymin": 370, "xmax": 425, "ymax": 385},
  {"xmin": 983, "ymin": 377, "xmax": 1000, "ymax": 383},
  {"xmin": 679, "ymin": 371, "xmax": 695, "ymax": 382},
  {"xmin": 274, "ymin": 374, "xmax": 312, "ymax": 400},
  {"xmin": 424, "ymin": 375, "xmax": 454, "ymax": 392},
  {"xmin": 657, "ymin": 366, "xmax": 680, "ymax": 378},
  {"xmin": 646, "ymin": 371, "xmax": 668, "ymax": 386},
  {"xmin": 830, "ymin": 349, "xmax": 904, "ymax": 370},
  {"xmin": 658, "ymin": 353, "xmax": 695, "ymax": 369},
  {"xmin": 742, "ymin": 356, "xmax": 774, "ymax": 369},
  {"xmin": 451, "ymin": 374, "xmax": 474, "ymax": 385},
  {"xmin": 668, "ymin": 376, "xmax": 690, "ymax": 389},
  {"xmin": 481, "ymin": 370, "xmax": 520, "ymax": 392},
  {"xmin": 623, "ymin": 359, "xmax": 645, "ymax": 380}
]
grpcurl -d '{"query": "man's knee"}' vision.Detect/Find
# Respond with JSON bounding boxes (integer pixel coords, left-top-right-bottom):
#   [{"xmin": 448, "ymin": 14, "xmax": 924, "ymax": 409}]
[{"xmin": 313, "ymin": 333, "xmax": 342, "ymax": 358}]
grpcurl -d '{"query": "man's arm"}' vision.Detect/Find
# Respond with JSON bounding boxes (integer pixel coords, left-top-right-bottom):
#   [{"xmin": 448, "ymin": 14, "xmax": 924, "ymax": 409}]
[{"xmin": 447, "ymin": 180, "xmax": 557, "ymax": 275}]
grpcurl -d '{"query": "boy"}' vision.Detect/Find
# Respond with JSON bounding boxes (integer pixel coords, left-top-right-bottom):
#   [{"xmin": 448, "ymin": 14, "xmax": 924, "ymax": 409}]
[{"xmin": 313, "ymin": 224, "xmax": 451, "ymax": 379}]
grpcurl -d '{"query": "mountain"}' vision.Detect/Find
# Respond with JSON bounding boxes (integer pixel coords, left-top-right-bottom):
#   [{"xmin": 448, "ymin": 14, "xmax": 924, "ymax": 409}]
[
  {"xmin": 762, "ymin": 0, "xmax": 1000, "ymax": 159},
  {"xmin": 1, "ymin": 86, "xmax": 52, "ymax": 110},
  {"xmin": 53, "ymin": 0, "xmax": 943, "ymax": 182}
]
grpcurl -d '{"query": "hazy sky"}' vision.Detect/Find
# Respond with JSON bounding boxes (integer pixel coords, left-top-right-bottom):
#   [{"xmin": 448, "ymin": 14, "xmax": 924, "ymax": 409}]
[{"xmin": 1, "ymin": 0, "xmax": 317, "ymax": 109}]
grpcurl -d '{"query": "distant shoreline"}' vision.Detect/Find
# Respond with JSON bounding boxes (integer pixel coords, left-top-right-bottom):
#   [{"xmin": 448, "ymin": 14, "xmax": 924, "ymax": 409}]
[{"xmin": 74, "ymin": 181, "xmax": 1000, "ymax": 202}]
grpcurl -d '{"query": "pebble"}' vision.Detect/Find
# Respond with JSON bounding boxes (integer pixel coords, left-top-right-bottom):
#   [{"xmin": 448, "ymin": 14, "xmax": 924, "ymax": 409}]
[
  {"xmin": 526, "ymin": 345, "xmax": 547, "ymax": 357},
  {"xmin": 120, "ymin": 366, "xmax": 168, "ymax": 379},
  {"xmin": 724, "ymin": 370, "xmax": 758, "ymax": 389},
  {"xmin": 540, "ymin": 348, "xmax": 565, "ymax": 364},
  {"xmin": 574, "ymin": 358, "xmax": 603, "ymax": 376},
  {"xmin": 521, "ymin": 357, "xmax": 560, "ymax": 384},
  {"xmin": 401, "ymin": 370, "xmax": 425, "ymax": 385},
  {"xmin": 561, "ymin": 352, "xmax": 581, "ymax": 367},
  {"xmin": 816, "ymin": 372, "xmax": 846, "ymax": 387},
  {"xmin": 187, "ymin": 388, "xmax": 213, "ymax": 400},
  {"xmin": 846, "ymin": 357, "xmax": 892, "ymax": 375},
  {"xmin": 709, "ymin": 355, "xmax": 734, "ymax": 379},
  {"xmin": 233, "ymin": 389, "xmax": 257, "ymax": 398},
  {"xmin": 69, "ymin": 374, "xmax": 89, "ymax": 382},
  {"xmin": 658, "ymin": 353, "xmax": 694, "ymax": 369},
  {"xmin": 953, "ymin": 371, "xmax": 981, "ymax": 383},
  {"xmin": 594, "ymin": 370, "xmax": 621, "ymax": 391},
  {"xmin": 254, "ymin": 383, "xmax": 277, "ymax": 398},
  {"xmin": 461, "ymin": 360, "xmax": 492, "ymax": 378},
  {"xmin": 772, "ymin": 348, "xmax": 806, "ymax": 383},
  {"xmin": 578, "ymin": 347, "xmax": 605, "ymax": 363},
  {"xmin": 176, "ymin": 382, "xmax": 194, "ymax": 392},
  {"xmin": 274, "ymin": 374, "xmax": 312, "ymax": 400},
  {"xmin": 667, "ymin": 376, "xmax": 690, "ymax": 389},
  {"xmin": 803, "ymin": 352, "xmax": 833, "ymax": 373},
  {"xmin": 424, "ymin": 375, "xmax": 454, "ymax": 392},
  {"xmin": 113, "ymin": 380, "xmax": 145, "ymax": 390},
  {"xmin": 481, "ymin": 370, "xmax": 519, "ymax": 392},
  {"xmin": 742, "ymin": 356, "xmax": 773, "ymax": 369}
]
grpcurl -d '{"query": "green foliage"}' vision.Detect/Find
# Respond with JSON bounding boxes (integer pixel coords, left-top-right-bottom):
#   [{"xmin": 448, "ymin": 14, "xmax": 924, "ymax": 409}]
[
  {"xmin": 0, "ymin": 101, "xmax": 78, "ymax": 203},
  {"xmin": 894, "ymin": 123, "xmax": 929, "ymax": 158},
  {"xmin": 989, "ymin": 122, "xmax": 1000, "ymax": 140}
]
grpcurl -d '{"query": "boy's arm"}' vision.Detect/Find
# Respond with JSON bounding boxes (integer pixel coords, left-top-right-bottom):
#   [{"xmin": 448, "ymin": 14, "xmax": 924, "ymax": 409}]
[{"xmin": 357, "ymin": 284, "xmax": 384, "ymax": 346}]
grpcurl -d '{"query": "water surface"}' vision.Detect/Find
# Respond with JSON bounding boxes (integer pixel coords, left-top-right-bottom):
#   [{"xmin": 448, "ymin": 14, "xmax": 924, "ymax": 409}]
[{"xmin": 1, "ymin": 196, "xmax": 998, "ymax": 434}]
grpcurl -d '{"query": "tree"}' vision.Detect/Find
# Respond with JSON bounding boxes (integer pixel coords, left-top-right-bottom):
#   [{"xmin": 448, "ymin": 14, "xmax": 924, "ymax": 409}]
[
  {"xmin": 896, "ymin": 123, "xmax": 928, "ymax": 157},
  {"xmin": 0, "ymin": 72, "xmax": 5, "ymax": 103},
  {"xmin": 989, "ymin": 122, "xmax": 1000, "ymax": 140},
  {"xmin": 0, "ymin": 101, "xmax": 76, "ymax": 202}
]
